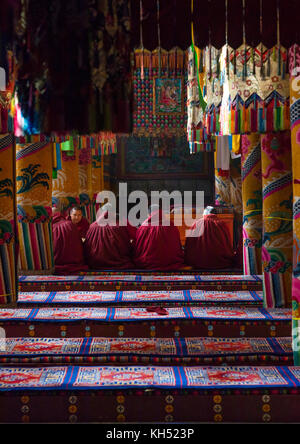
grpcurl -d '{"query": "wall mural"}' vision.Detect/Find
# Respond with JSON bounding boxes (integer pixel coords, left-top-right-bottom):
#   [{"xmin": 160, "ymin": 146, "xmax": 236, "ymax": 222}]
[{"xmin": 116, "ymin": 136, "xmax": 214, "ymax": 201}]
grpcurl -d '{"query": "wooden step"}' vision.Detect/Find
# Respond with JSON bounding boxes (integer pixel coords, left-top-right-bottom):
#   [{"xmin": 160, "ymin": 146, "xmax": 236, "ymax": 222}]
[
  {"xmin": 18, "ymin": 274, "xmax": 263, "ymax": 292},
  {"xmin": 0, "ymin": 306, "xmax": 291, "ymax": 338},
  {"xmin": 0, "ymin": 337, "xmax": 292, "ymax": 366},
  {"xmin": 1, "ymin": 365, "xmax": 300, "ymax": 422},
  {"xmin": 17, "ymin": 290, "xmax": 263, "ymax": 307}
]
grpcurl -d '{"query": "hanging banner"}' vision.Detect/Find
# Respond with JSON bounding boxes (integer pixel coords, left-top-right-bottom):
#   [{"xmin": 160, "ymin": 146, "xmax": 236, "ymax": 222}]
[{"xmin": 241, "ymin": 133, "xmax": 263, "ymax": 275}]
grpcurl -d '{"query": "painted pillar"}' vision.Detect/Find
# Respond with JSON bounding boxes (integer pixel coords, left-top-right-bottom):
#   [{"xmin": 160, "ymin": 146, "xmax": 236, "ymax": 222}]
[
  {"xmin": 0, "ymin": 133, "xmax": 16, "ymax": 304},
  {"xmin": 261, "ymin": 131, "xmax": 293, "ymax": 308},
  {"xmin": 241, "ymin": 133, "xmax": 263, "ymax": 275},
  {"xmin": 16, "ymin": 141, "xmax": 54, "ymax": 273},
  {"xmin": 229, "ymin": 156, "xmax": 243, "ymax": 248},
  {"xmin": 289, "ymin": 46, "xmax": 300, "ymax": 364}
]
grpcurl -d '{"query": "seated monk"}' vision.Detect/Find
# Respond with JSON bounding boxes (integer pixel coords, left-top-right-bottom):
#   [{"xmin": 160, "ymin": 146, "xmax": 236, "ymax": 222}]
[
  {"xmin": 184, "ymin": 206, "xmax": 235, "ymax": 270},
  {"xmin": 133, "ymin": 206, "xmax": 184, "ymax": 270},
  {"xmin": 52, "ymin": 206, "xmax": 87, "ymax": 274},
  {"xmin": 83, "ymin": 204, "xmax": 136, "ymax": 269},
  {"xmin": 67, "ymin": 206, "xmax": 90, "ymax": 239}
]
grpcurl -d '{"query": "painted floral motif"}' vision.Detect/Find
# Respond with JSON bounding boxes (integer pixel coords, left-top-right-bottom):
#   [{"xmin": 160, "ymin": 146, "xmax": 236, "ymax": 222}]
[
  {"xmin": 0, "ymin": 169, "xmax": 13, "ymax": 199},
  {"xmin": 16, "ymin": 164, "xmax": 49, "ymax": 194}
]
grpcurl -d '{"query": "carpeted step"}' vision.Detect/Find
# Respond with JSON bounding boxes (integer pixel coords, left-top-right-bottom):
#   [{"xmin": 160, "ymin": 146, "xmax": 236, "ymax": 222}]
[
  {"xmin": 17, "ymin": 289, "xmax": 263, "ymax": 307},
  {"xmin": 18, "ymin": 274, "xmax": 263, "ymax": 292},
  {"xmin": 0, "ymin": 306, "xmax": 291, "ymax": 338},
  {"xmin": 0, "ymin": 337, "xmax": 292, "ymax": 366},
  {"xmin": 1, "ymin": 365, "xmax": 300, "ymax": 423}
]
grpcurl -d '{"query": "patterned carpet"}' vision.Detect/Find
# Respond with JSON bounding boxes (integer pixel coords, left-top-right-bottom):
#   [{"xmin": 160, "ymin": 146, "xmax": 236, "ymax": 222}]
[
  {"xmin": 17, "ymin": 290, "xmax": 263, "ymax": 306},
  {"xmin": 0, "ymin": 365, "xmax": 299, "ymax": 390},
  {"xmin": 0, "ymin": 306, "xmax": 292, "ymax": 322}
]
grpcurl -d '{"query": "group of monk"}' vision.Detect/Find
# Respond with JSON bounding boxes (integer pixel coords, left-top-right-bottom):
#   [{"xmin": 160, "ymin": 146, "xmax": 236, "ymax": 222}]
[{"xmin": 52, "ymin": 204, "xmax": 241, "ymax": 274}]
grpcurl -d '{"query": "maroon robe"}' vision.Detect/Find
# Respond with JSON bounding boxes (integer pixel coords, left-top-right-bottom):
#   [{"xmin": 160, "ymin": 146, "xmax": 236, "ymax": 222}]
[
  {"xmin": 133, "ymin": 210, "xmax": 184, "ymax": 270},
  {"xmin": 184, "ymin": 214, "xmax": 235, "ymax": 270},
  {"xmin": 52, "ymin": 212, "xmax": 87, "ymax": 274},
  {"xmin": 83, "ymin": 216, "xmax": 136, "ymax": 270},
  {"xmin": 67, "ymin": 215, "xmax": 90, "ymax": 238}
]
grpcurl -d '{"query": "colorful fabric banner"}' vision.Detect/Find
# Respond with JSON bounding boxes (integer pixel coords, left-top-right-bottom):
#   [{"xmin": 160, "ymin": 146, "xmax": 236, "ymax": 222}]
[
  {"xmin": 0, "ymin": 133, "xmax": 16, "ymax": 304},
  {"xmin": 202, "ymin": 44, "xmax": 290, "ymax": 136},
  {"xmin": 16, "ymin": 142, "xmax": 53, "ymax": 272},
  {"xmin": 133, "ymin": 49, "xmax": 187, "ymax": 137},
  {"xmin": 261, "ymin": 131, "xmax": 293, "ymax": 308},
  {"xmin": 289, "ymin": 45, "xmax": 300, "ymax": 364},
  {"xmin": 241, "ymin": 133, "xmax": 263, "ymax": 275}
]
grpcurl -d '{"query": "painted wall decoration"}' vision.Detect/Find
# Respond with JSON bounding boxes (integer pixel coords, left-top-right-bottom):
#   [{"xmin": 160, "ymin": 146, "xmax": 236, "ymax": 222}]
[
  {"xmin": 153, "ymin": 77, "xmax": 183, "ymax": 115},
  {"xmin": 0, "ymin": 133, "xmax": 16, "ymax": 304},
  {"xmin": 118, "ymin": 136, "xmax": 209, "ymax": 179},
  {"xmin": 116, "ymin": 135, "xmax": 213, "ymax": 202}
]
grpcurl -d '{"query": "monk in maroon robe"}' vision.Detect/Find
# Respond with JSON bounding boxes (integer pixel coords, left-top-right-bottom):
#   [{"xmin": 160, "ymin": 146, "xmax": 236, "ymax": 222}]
[
  {"xmin": 52, "ymin": 207, "xmax": 87, "ymax": 274},
  {"xmin": 83, "ymin": 210, "xmax": 136, "ymax": 269},
  {"xmin": 184, "ymin": 207, "xmax": 235, "ymax": 270},
  {"xmin": 133, "ymin": 209, "xmax": 184, "ymax": 270},
  {"xmin": 67, "ymin": 206, "xmax": 90, "ymax": 239}
]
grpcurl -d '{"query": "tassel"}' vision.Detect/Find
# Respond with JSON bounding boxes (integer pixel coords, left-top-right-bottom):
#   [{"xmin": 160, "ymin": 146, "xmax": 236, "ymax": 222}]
[
  {"xmin": 216, "ymin": 111, "xmax": 220, "ymax": 133},
  {"xmin": 266, "ymin": 105, "xmax": 273, "ymax": 132},
  {"xmin": 243, "ymin": 105, "xmax": 248, "ymax": 133},
  {"xmin": 213, "ymin": 108, "xmax": 216, "ymax": 133},
  {"xmin": 258, "ymin": 107, "xmax": 265, "ymax": 132},
  {"xmin": 239, "ymin": 108, "xmax": 243, "ymax": 134},
  {"xmin": 250, "ymin": 108, "xmax": 255, "ymax": 132},
  {"xmin": 235, "ymin": 107, "xmax": 239, "ymax": 134},
  {"xmin": 230, "ymin": 109, "xmax": 235, "ymax": 134},
  {"xmin": 277, "ymin": 106, "xmax": 283, "ymax": 130}
]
